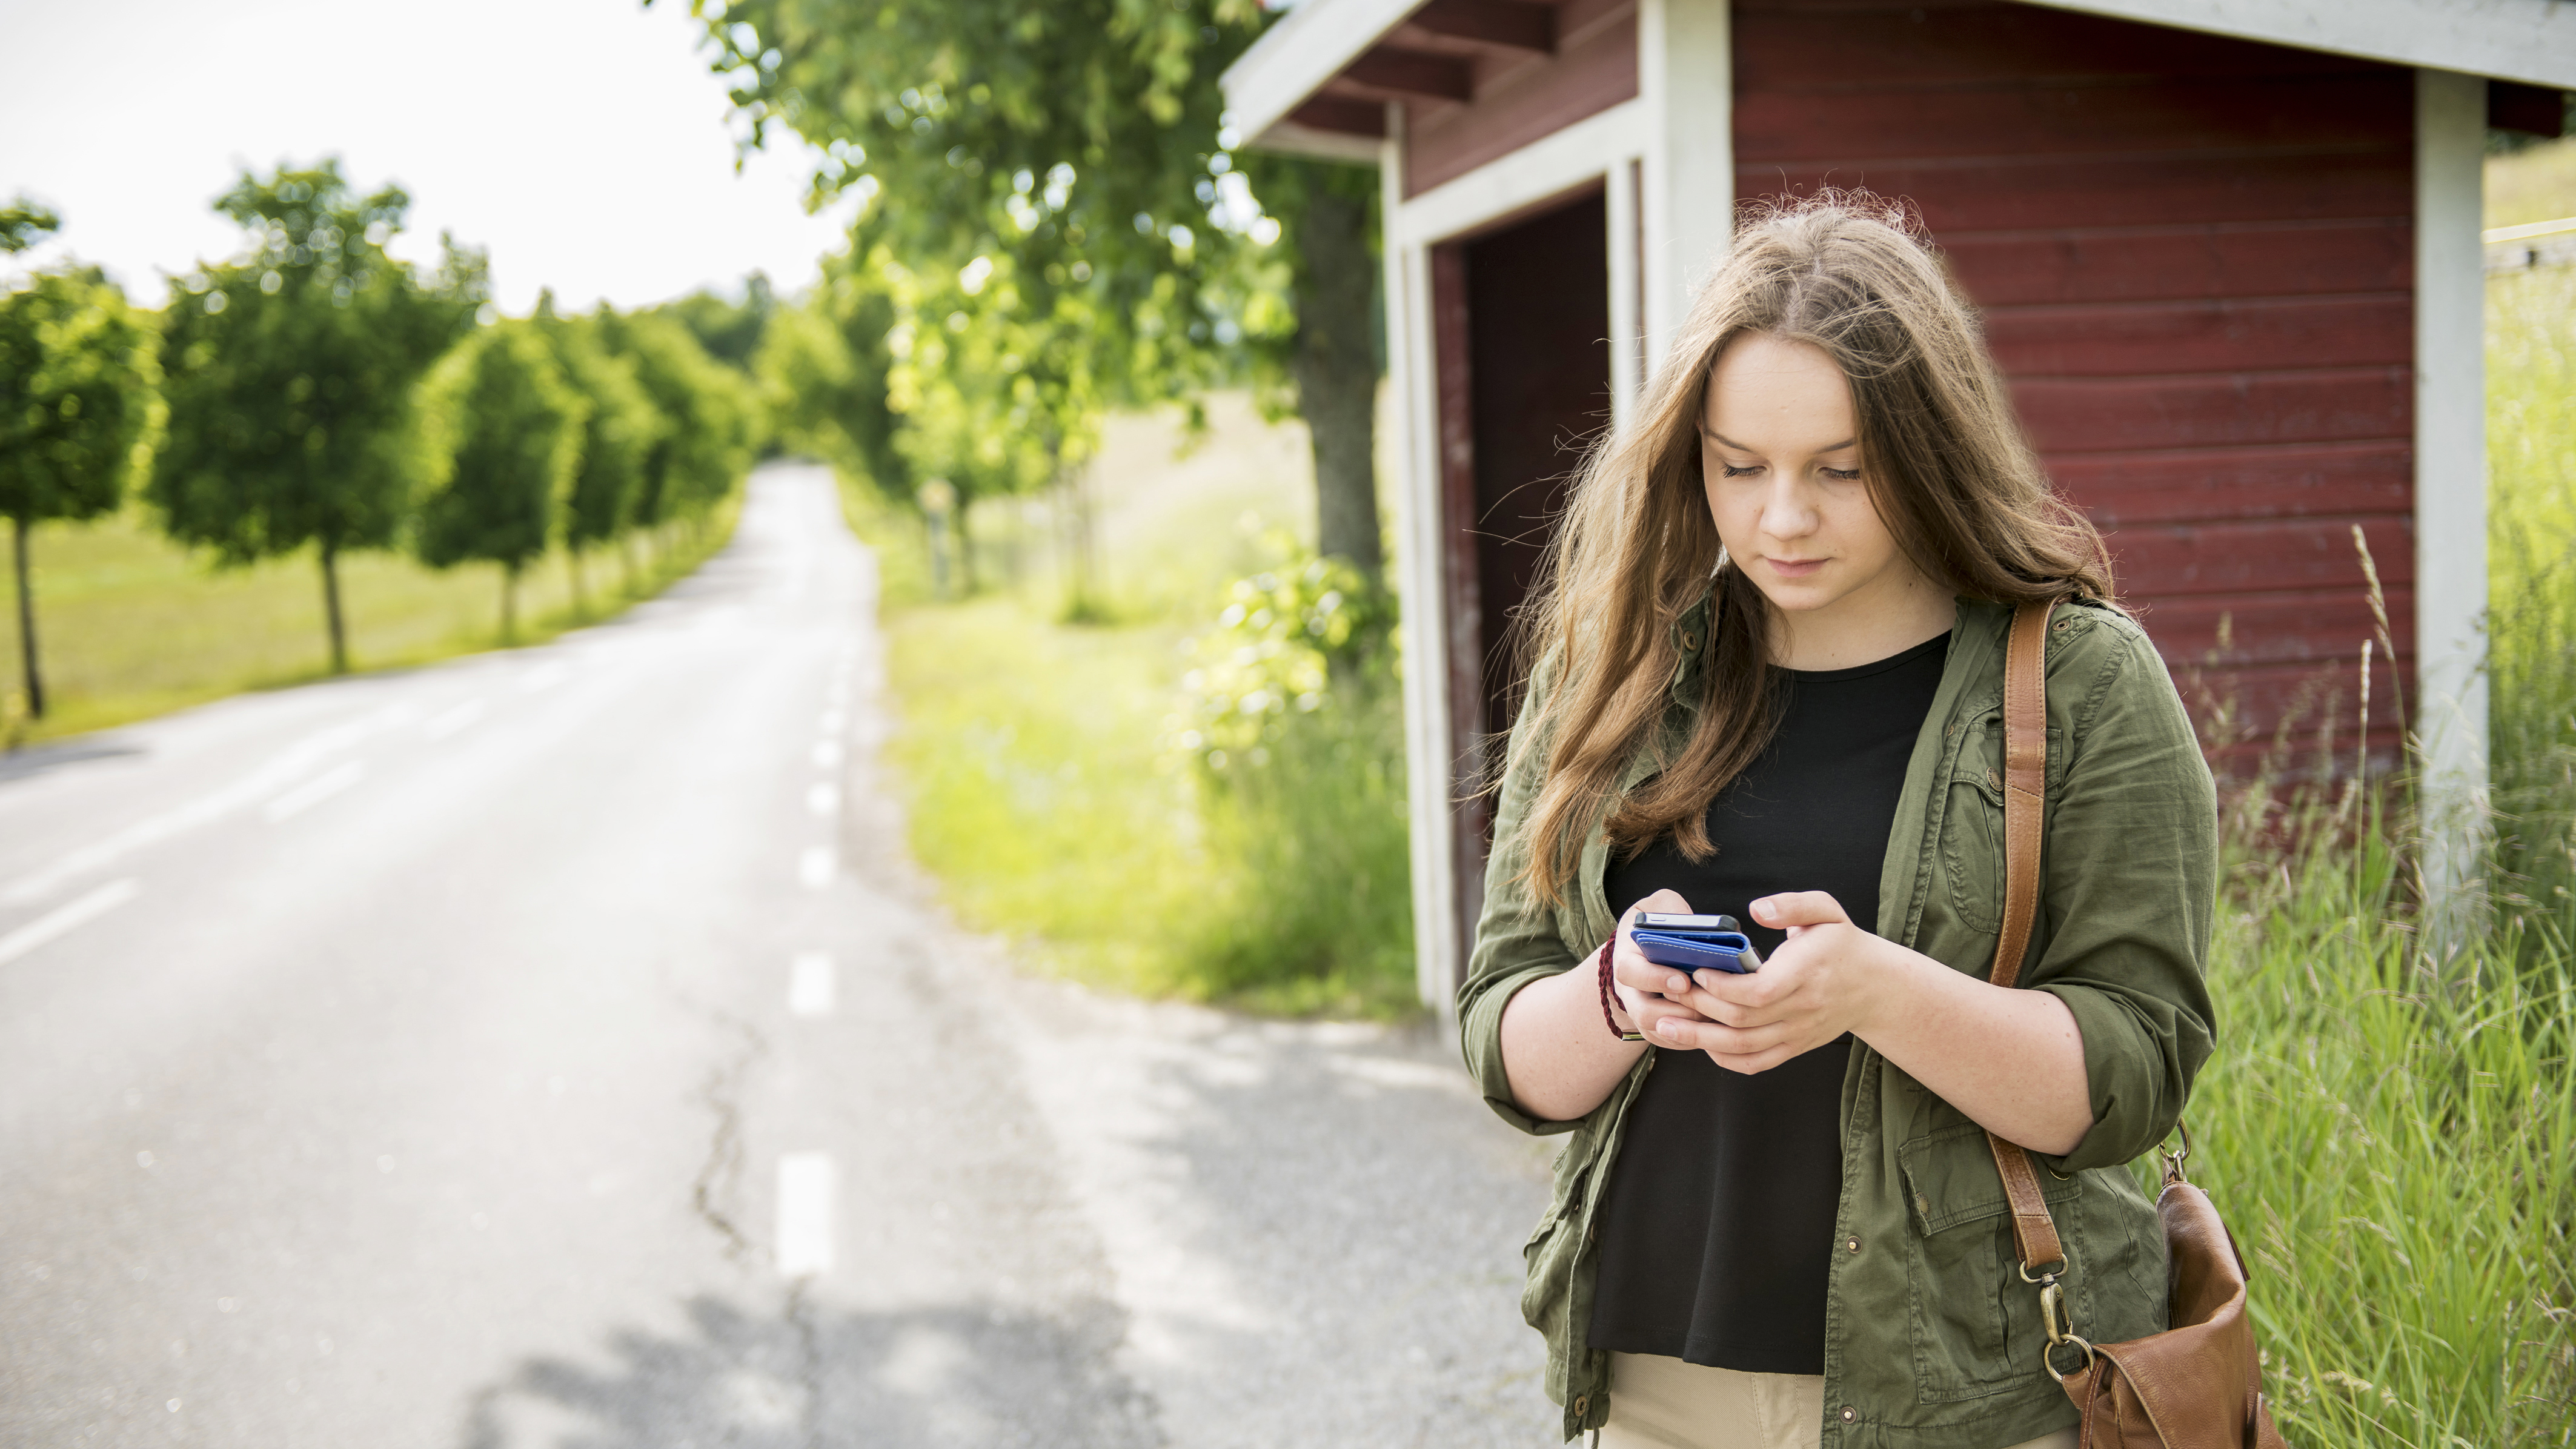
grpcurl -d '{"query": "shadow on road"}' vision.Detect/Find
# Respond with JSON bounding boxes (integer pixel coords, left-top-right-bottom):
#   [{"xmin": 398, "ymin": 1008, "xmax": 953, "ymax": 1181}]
[
  {"xmin": 0, "ymin": 737, "xmax": 144, "ymax": 785},
  {"xmin": 459, "ymin": 1292, "xmax": 1163, "ymax": 1449}
]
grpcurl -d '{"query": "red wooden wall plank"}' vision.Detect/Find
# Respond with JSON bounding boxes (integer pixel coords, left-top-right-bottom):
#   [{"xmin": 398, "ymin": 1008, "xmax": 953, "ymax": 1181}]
[
  {"xmin": 1748, "ymin": 153, "xmax": 2411, "ymax": 231},
  {"xmin": 1979, "ymin": 295, "xmax": 2413, "ymax": 376},
  {"xmin": 1733, "ymin": 0, "xmax": 2418, "ymax": 774},
  {"xmin": 1735, "ymin": 76, "xmax": 2415, "ymax": 161},
  {"xmin": 2009, "ymin": 370, "xmax": 2410, "ymax": 452},
  {"xmin": 2048, "ymin": 443, "xmax": 2413, "ymax": 526},
  {"xmin": 1937, "ymin": 223, "xmax": 2412, "ymax": 306}
]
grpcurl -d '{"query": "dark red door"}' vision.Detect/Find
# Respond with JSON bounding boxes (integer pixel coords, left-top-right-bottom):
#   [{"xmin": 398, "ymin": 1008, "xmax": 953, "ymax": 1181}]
[{"xmin": 1433, "ymin": 187, "xmax": 1612, "ymax": 986}]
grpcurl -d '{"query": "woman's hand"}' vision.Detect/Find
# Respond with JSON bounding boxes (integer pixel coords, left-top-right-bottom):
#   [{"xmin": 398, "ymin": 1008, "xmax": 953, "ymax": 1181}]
[
  {"xmin": 1648, "ymin": 891, "xmax": 1894, "ymax": 1072},
  {"xmin": 1609, "ymin": 889, "xmax": 1716, "ymax": 1042}
]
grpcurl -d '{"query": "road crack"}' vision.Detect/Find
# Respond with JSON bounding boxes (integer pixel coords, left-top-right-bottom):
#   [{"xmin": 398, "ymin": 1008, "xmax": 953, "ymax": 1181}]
[{"xmin": 691, "ymin": 1012, "xmax": 766, "ymax": 1267}]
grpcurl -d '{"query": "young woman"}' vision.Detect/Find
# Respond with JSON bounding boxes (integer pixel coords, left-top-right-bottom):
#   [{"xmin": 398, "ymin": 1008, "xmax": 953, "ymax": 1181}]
[{"xmin": 1459, "ymin": 196, "xmax": 2219, "ymax": 1449}]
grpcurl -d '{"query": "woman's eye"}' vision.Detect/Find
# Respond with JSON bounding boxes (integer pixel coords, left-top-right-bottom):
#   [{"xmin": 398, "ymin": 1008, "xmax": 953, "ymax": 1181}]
[
  {"xmin": 1823, "ymin": 467, "xmax": 1862, "ymax": 482},
  {"xmin": 1720, "ymin": 465, "xmax": 1761, "ymax": 479}
]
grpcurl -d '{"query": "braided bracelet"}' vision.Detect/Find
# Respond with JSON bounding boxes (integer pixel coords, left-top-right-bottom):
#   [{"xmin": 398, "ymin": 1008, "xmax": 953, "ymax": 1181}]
[{"xmin": 1596, "ymin": 938, "xmax": 1646, "ymax": 1043}]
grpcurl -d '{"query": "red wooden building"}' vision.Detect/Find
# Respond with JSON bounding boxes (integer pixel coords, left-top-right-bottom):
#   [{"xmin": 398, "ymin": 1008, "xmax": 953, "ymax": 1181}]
[{"xmin": 1221, "ymin": 0, "xmax": 2576, "ymax": 1004}]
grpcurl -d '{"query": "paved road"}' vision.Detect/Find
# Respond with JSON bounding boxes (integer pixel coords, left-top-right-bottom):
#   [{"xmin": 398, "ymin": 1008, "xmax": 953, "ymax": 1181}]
[{"xmin": 0, "ymin": 465, "xmax": 1557, "ymax": 1448}]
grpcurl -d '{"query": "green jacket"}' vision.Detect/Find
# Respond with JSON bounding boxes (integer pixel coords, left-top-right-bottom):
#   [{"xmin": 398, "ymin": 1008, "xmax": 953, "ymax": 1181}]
[{"xmin": 1458, "ymin": 595, "xmax": 2218, "ymax": 1447}]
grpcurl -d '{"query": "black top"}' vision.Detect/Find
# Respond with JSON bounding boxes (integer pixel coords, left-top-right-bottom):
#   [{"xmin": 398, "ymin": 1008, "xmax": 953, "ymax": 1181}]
[{"xmin": 1587, "ymin": 632, "xmax": 1948, "ymax": 1374}]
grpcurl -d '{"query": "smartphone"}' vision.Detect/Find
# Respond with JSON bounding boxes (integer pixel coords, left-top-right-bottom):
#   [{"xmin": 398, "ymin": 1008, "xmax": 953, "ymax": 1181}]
[{"xmin": 1630, "ymin": 911, "xmax": 1762, "ymax": 975}]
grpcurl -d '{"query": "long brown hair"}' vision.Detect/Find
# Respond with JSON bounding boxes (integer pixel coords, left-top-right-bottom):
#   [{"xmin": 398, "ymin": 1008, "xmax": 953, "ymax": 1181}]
[{"xmin": 1502, "ymin": 191, "xmax": 2113, "ymax": 907}]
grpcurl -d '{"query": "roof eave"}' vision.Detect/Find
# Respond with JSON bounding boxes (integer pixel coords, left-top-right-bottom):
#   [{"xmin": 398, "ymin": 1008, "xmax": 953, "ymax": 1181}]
[
  {"xmin": 1221, "ymin": 0, "xmax": 1422, "ymax": 144},
  {"xmin": 2012, "ymin": 0, "xmax": 2576, "ymax": 91}
]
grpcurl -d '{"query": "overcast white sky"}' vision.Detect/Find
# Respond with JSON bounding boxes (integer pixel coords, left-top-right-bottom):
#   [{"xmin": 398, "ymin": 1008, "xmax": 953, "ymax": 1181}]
[{"xmin": 0, "ymin": 0, "xmax": 855, "ymax": 313}]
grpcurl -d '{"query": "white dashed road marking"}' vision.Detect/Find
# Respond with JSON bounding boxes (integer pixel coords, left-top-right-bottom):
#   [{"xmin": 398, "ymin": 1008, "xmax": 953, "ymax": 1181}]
[
  {"xmin": 797, "ymin": 847, "xmax": 835, "ymax": 890},
  {"xmin": 788, "ymin": 952, "xmax": 835, "ymax": 1017},
  {"xmin": 811, "ymin": 740, "xmax": 843, "ymax": 769},
  {"xmin": 0, "ymin": 878, "xmax": 142, "ymax": 966},
  {"xmin": 776, "ymin": 1152, "xmax": 835, "ymax": 1277},
  {"xmin": 263, "ymin": 761, "xmax": 367, "ymax": 823},
  {"xmin": 805, "ymin": 783, "xmax": 840, "ymax": 818}
]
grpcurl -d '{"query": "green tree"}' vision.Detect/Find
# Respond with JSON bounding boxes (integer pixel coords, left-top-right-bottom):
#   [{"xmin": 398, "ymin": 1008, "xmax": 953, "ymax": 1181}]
[
  {"xmin": 536, "ymin": 301, "xmax": 660, "ymax": 609},
  {"xmin": 151, "ymin": 161, "xmax": 485, "ymax": 673},
  {"xmin": 414, "ymin": 320, "xmax": 587, "ymax": 638},
  {"xmin": 681, "ymin": 0, "xmax": 1387, "ymax": 585},
  {"xmin": 593, "ymin": 307, "xmax": 756, "ymax": 538},
  {"xmin": 1, "ymin": 206, "xmax": 164, "ymax": 719},
  {"xmin": 755, "ymin": 271, "xmax": 906, "ymax": 497},
  {"xmin": 660, "ymin": 272, "xmax": 777, "ymax": 373}
]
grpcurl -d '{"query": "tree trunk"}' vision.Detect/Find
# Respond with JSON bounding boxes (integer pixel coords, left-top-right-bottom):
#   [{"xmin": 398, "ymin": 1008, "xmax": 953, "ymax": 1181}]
[
  {"xmin": 501, "ymin": 562, "xmax": 519, "ymax": 642},
  {"xmin": 319, "ymin": 539, "xmax": 350, "ymax": 675},
  {"xmin": 12, "ymin": 515, "xmax": 44, "ymax": 720},
  {"xmin": 1290, "ymin": 182, "xmax": 1383, "ymax": 587},
  {"xmin": 568, "ymin": 547, "xmax": 588, "ymax": 615}
]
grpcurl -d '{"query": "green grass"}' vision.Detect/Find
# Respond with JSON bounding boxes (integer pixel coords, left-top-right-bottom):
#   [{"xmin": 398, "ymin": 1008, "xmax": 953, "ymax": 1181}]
[
  {"xmin": 2, "ymin": 507, "xmax": 737, "ymax": 746},
  {"xmin": 2186, "ymin": 802, "xmax": 2575, "ymax": 1448},
  {"xmin": 861, "ymin": 390, "xmax": 1420, "ymax": 1015}
]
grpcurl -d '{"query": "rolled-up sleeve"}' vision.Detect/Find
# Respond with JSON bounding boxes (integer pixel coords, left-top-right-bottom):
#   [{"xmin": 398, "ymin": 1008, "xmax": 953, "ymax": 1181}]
[
  {"xmin": 2028, "ymin": 623, "xmax": 2219, "ymax": 1173},
  {"xmin": 1456, "ymin": 657, "xmax": 1588, "ymax": 1137}
]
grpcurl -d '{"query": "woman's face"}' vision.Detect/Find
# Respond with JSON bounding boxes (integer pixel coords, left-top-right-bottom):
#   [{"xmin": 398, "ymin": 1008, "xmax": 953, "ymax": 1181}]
[{"xmin": 1699, "ymin": 333, "xmax": 1929, "ymax": 625}]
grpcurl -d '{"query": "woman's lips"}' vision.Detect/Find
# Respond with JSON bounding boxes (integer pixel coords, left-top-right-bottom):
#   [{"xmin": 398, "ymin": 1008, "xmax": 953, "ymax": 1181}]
[{"xmin": 1764, "ymin": 556, "xmax": 1827, "ymax": 579}]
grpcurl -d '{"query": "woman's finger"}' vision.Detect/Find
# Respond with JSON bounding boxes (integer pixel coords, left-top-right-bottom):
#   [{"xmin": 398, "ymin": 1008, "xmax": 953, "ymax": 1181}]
[
  {"xmin": 1750, "ymin": 890, "xmax": 1849, "ymax": 930},
  {"xmin": 1614, "ymin": 949, "xmax": 1693, "ymax": 1000}
]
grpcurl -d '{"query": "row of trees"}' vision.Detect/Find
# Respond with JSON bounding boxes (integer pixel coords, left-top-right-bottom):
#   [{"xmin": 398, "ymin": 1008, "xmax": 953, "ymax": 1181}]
[
  {"xmin": 1, "ymin": 163, "xmax": 757, "ymax": 717},
  {"xmin": 691, "ymin": 0, "xmax": 1388, "ymax": 611}
]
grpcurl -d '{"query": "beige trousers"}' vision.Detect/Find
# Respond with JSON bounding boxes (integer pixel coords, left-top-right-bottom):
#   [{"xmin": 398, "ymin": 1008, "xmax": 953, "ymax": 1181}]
[{"xmin": 1598, "ymin": 1353, "xmax": 2081, "ymax": 1449}]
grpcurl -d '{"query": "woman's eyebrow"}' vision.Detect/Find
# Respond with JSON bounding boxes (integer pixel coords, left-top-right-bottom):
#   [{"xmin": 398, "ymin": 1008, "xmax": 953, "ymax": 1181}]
[{"xmin": 1699, "ymin": 426, "xmax": 1859, "ymax": 454}]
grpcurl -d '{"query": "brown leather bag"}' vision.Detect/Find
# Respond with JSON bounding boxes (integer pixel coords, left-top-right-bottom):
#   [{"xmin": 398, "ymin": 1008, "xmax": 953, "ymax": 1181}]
[{"xmin": 1983, "ymin": 600, "xmax": 2287, "ymax": 1449}]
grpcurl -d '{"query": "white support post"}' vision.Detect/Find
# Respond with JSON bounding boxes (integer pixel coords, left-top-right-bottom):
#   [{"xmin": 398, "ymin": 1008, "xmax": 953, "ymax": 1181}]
[
  {"xmin": 1383, "ymin": 113, "xmax": 1461, "ymax": 1013},
  {"xmin": 1606, "ymin": 159, "xmax": 1643, "ymax": 427},
  {"xmin": 1638, "ymin": 0, "xmax": 1733, "ymax": 377},
  {"xmin": 2413, "ymin": 67, "xmax": 2490, "ymax": 940}
]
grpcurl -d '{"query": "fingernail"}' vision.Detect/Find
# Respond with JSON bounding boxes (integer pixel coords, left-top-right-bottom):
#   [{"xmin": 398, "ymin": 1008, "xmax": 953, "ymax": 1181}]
[
  {"xmin": 1667, "ymin": 975, "xmax": 1688, "ymax": 993},
  {"xmin": 1659, "ymin": 1018, "xmax": 1688, "ymax": 1039}
]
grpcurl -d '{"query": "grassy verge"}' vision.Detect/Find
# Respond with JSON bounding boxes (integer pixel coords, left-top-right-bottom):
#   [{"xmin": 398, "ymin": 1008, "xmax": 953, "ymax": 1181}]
[
  {"xmin": 2186, "ymin": 803, "xmax": 2575, "ymax": 1447},
  {"xmin": 858, "ymin": 391, "xmax": 1421, "ymax": 1016},
  {"xmin": 4, "ymin": 502, "xmax": 739, "ymax": 746}
]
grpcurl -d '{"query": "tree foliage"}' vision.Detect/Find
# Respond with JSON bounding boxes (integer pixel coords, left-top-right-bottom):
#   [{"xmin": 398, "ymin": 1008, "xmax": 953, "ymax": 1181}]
[
  {"xmin": 150, "ymin": 160, "xmax": 485, "ymax": 671},
  {"xmin": 538, "ymin": 302, "xmax": 662, "ymax": 560},
  {"xmin": 593, "ymin": 306, "xmax": 757, "ymax": 532},
  {"xmin": 1, "ymin": 248, "xmax": 164, "ymax": 717},
  {"xmin": 414, "ymin": 320, "xmax": 587, "ymax": 634},
  {"xmin": 677, "ymin": 0, "xmax": 1387, "ymax": 588}
]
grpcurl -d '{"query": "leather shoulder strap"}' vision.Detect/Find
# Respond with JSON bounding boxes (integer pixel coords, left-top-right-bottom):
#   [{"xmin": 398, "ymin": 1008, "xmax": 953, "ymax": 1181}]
[{"xmin": 1986, "ymin": 600, "xmax": 2067, "ymax": 1273}]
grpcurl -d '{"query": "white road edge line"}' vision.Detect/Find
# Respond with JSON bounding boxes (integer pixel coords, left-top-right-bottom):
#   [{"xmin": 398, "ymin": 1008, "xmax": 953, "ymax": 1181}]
[
  {"xmin": 0, "ymin": 878, "xmax": 141, "ymax": 967},
  {"xmin": 776, "ymin": 1152, "xmax": 835, "ymax": 1278},
  {"xmin": 264, "ymin": 761, "xmax": 367, "ymax": 823},
  {"xmin": 797, "ymin": 846, "xmax": 836, "ymax": 890},
  {"xmin": 789, "ymin": 952, "xmax": 835, "ymax": 1017}
]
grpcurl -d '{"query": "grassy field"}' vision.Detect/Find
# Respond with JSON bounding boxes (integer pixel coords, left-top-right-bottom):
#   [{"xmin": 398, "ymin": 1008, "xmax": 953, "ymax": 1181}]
[{"xmin": 2, "ymin": 508, "xmax": 736, "ymax": 746}]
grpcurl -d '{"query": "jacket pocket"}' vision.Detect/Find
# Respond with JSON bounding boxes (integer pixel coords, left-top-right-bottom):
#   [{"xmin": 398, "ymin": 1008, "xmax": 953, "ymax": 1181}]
[
  {"xmin": 1934, "ymin": 709, "xmax": 2064, "ymax": 947},
  {"xmin": 1897, "ymin": 1122, "xmax": 2086, "ymax": 1403},
  {"xmin": 1936, "ymin": 712, "xmax": 2008, "ymax": 935}
]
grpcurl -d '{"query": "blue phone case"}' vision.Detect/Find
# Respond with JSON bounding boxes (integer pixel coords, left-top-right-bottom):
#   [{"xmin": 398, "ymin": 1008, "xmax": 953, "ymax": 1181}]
[{"xmin": 1632, "ymin": 928, "xmax": 1759, "ymax": 974}]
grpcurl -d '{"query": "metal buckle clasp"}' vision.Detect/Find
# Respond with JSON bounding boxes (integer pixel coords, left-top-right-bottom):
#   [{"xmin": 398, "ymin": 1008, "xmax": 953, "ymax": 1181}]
[{"xmin": 2027, "ymin": 1267, "xmax": 2096, "ymax": 1381}]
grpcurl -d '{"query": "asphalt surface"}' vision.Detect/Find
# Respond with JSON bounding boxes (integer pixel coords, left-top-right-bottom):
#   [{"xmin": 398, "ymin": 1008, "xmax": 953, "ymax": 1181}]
[{"xmin": 0, "ymin": 463, "xmax": 1558, "ymax": 1448}]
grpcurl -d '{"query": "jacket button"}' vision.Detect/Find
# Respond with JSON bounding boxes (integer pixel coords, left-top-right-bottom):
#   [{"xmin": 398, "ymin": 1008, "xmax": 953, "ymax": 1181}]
[
  {"xmin": 1573, "ymin": 1395, "xmax": 1589, "ymax": 1417},
  {"xmin": 1841, "ymin": 1407, "xmax": 1857, "ymax": 1423},
  {"xmin": 1846, "ymin": 1236, "xmax": 1861, "ymax": 1253}
]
